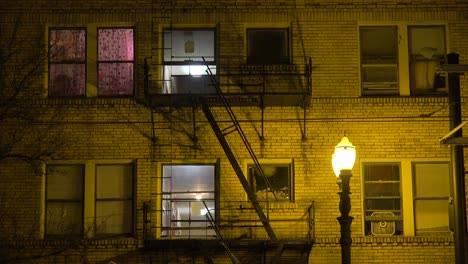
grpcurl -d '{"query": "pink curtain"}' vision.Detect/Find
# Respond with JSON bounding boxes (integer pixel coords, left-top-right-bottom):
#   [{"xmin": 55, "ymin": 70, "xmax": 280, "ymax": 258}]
[
  {"xmin": 98, "ymin": 28, "xmax": 134, "ymax": 95},
  {"xmin": 49, "ymin": 29, "xmax": 86, "ymax": 96}
]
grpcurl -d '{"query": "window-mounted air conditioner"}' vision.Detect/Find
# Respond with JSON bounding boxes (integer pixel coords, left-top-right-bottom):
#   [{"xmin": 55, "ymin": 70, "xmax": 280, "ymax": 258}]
[{"xmin": 371, "ymin": 212, "xmax": 396, "ymax": 236}]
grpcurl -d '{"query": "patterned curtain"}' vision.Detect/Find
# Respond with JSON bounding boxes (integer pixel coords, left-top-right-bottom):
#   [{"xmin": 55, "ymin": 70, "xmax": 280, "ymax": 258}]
[
  {"xmin": 98, "ymin": 28, "xmax": 134, "ymax": 96},
  {"xmin": 49, "ymin": 29, "xmax": 86, "ymax": 96}
]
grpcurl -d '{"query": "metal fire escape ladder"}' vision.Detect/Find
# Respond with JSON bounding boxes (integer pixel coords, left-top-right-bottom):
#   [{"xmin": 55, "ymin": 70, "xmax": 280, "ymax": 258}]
[
  {"xmin": 203, "ymin": 201, "xmax": 241, "ymax": 264},
  {"xmin": 201, "ymin": 58, "xmax": 278, "ymax": 241}
]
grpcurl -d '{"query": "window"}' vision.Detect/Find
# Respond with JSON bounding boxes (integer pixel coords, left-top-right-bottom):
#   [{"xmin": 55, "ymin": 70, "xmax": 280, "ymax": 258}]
[
  {"xmin": 49, "ymin": 29, "xmax": 86, "ymax": 97},
  {"xmin": 48, "ymin": 26, "xmax": 134, "ymax": 97},
  {"xmin": 412, "ymin": 162, "xmax": 451, "ymax": 235},
  {"xmin": 162, "ymin": 29, "xmax": 216, "ymax": 94},
  {"xmin": 95, "ymin": 164, "xmax": 134, "ymax": 235},
  {"xmin": 360, "ymin": 25, "xmax": 447, "ymax": 96},
  {"xmin": 360, "ymin": 26, "xmax": 399, "ymax": 95},
  {"xmin": 161, "ymin": 164, "xmax": 216, "ymax": 238},
  {"xmin": 363, "ymin": 163, "xmax": 402, "ymax": 236},
  {"xmin": 45, "ymin": 162, "xmax": 134, "ymax": 237},
  {"xmin": 247, "ymin": 28, "xmax": 289, "ymax": 64},
  {"xmin": 248, "ymin": 163, "xmax": 293, "ymax": 202},
  {"xmin": 45, "ymin": 165, "xmax": 84, "ymax": 236},
  {"xmin": 408, "ymin": 26, "xmax": 446, "ymax": 95},
  {"xmin": 98, "ymin": 28, "xmax": 134, "ymax": 96}
]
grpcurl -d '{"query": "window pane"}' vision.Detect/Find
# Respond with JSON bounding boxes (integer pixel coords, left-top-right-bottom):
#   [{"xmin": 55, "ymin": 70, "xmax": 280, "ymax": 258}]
[
  {"xmin": 164, "ymin": 29, "xmax": 215, "ymax": 62},
  {"xmin": 360, "ymin": 27, "xmax": 398, "ymax": 94},
  {"xmin": 49, "ymin": 29, "xmax": 86, "ymax": 97},
  {"xmin": 97, "ymin": 28, "xmax": 134, "ymax": 96},
  {"xmin": 96, "ymin": 200, "xmax": 132, "ymax": 234},
  {"xmin": 409, "ymin": 26, "xmax": 446, "ymax": 94},
  {"xmin": 414, "ymin": 163, "xmax": 450, "ymax": 197},
  {"xmin": 414, "ymin": 200, "xmax": 450, "ymax": 234},
  {"xmin": 49, "ymin": 64, "xmax": 86, "ymax": 96},
  {"xmin": 98, "ymin": 63, "xmax": 134, "ymax": 96},
  {"xmin": 363, "ymin": 163, "xmax": 402, "ymax": 236},
  {"xmin": 96, "ymin": 164, "xmax": 133, "ymax": 199},
  {"xmin": 248, "ymin": 29, "xmax": 289, "ymax": 64},
  {"xmin": 249, "ymin": 164, "xmax": 291, "ymax": 201},
  {"xmin": 364, "ymin": 164, "xmax": 399, "ymax": 181},
  {"xmin": 98, "ymin": 28, "xmax": 134, "ymax": 61},
  {"xmin": 46, "ymin": 202, "xmax": 83, "ymax": 235},
  {"xmin": 49, "ymin": 29, "xmax": 86, "ymax": 62},
  {"xmin": 47, "ymin": 165, "xmax": 84, "ymax": 200}
]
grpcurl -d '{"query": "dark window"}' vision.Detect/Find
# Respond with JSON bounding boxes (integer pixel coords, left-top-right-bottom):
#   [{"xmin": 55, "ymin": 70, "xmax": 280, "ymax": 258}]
[
  {"xmin": 248, "ymin": 163, "xmax": 293, "ymax": 202},
  {"xmin": 95, "ymin": 164, "xmax": 134, "ymax": 235},
  {"xmin": 360, "ymin": 26, "xmax": 399, "ymax": 95},
  {"xmin": 247, "ymin": 29, "xmax": 289, "ymax": 64},
  {"xmin": 46, "ymin": 165, "xmax": 84, "ymax": 236}
]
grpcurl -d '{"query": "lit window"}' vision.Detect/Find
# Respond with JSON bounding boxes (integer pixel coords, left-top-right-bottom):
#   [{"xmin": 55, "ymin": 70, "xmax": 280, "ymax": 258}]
[
  {"xmin": 247, "ymin": 28, "xmax": 289, "ymax": 65},
  {"xmin": 363, "ymin": 163, "xmax": 402, "ymax": 236},
  {"xmin": 161, "ymin": 164, "xmax": 216, "ymax": 238},
  {"xmin": 95, "ymin": 164, "xmax": 134, "ymax": 235},
  {"xmin": 162, "ymin": 29, "xmax": 216, "ymax": 94},
  {"xmin": 412, "ymin": 162, "xmax": 451, "ymax": 235},
  {"xmin": 248, "ymin": 163, "xmax": 293, "ymax": 202},
  {"xmin": 46, "ymin": 165, "xmax": 84, "ymax": 236},
  {"xmin": 49, "ymin": 29, "xmax": 86, "ymax": 97},
  {"xmin": 360, "ymin": 26, "xmax": 399, "ymax": 95},
  {"xmin": 408, "ymin": 26, "xmax": 446, "ymax": 95},
  {"xmin": 98, "ymin": 28, "xmax": 134, "ymax": 96}
]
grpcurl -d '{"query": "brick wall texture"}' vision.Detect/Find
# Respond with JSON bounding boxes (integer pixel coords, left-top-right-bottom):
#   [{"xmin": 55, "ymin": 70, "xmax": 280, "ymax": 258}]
[{"xmin": 1, "ymin": 0, "xmax": 467, "ymax": 263}]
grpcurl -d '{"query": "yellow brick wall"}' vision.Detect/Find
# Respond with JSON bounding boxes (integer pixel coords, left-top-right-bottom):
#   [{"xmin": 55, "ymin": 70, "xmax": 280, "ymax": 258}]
[{"xmin": 1, "ymin": 0, "xmax": 467, "ymax": 263}]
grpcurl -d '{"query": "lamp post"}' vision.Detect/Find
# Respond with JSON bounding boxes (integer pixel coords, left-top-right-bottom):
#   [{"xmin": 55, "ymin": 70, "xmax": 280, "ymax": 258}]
[{"xmin": 332, "ymin": 136, "xmax": 356, "ymax": 264}]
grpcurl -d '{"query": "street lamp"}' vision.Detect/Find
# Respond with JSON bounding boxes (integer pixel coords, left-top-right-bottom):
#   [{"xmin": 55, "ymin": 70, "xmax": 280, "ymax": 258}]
[{"xmin": 332, "ymin": 136, "xmax": 356, "ymax": 264}]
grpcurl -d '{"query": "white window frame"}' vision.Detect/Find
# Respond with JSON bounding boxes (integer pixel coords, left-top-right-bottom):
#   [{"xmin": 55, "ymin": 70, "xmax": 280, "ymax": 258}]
[
  {"xmin": 42, "ymin": 160, "xmax": 135, "ymax": 238},
  {"xmin": 46, "ymin": 23, "xmax": 135, "ymax": 98},
  {"xmin": 358, "ymin": 23, "xmax": 449, "ymax": 97},
  {"xmin": 360, "ymin": 158, "xmax": 450, "ymax": 236}
]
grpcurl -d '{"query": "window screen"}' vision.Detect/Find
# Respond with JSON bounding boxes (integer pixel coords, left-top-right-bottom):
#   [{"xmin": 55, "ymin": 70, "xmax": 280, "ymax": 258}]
[{"xmin": 248, "ymin": 163, "xmax": 293, "ymax": 202}]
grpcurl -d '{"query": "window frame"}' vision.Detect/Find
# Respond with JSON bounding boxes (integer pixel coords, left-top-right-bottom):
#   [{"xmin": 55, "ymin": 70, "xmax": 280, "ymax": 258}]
[
  {"xmin": 94, "ymin": 163, "xmax": 135, "ymax": 237},
  {"xmin": 411, "ymin": 161, "xmax": 452, "ymax": 236},
  {"xmin": 359, "ymin": 26, "xmax": 399, "ymax": 96},
  {"xmin": 407, "ymin": 25, "xmax": 447, "ymax": 96},
  {"xmin": 246, "ymin": 28, "xmax": 291, "ymax": 65},
  {"xmin": 48, "ymin": 27, "xmax": 87, "ymax": 98},
  {"xmin": 359, "ymin": 23, "xmax": 448, "ymax": 97},
  {"xmin": 45, "ymin": 164, "xmax": 85, "ymax": 237},
  {"xmin": 362, "ymin": 162, "xmax": 403, "ymax": 236},
  {"xmin": 160, "ymin": 162, "xmax": 220, "ymax": 238},
  {"xmin": 97, "ymin": 27, "xmax": 135, "ymax": 97},
  {"xmin": 246, "ymin": 160, "xmax": 294, "ymax": 202},
  {"xmin": 161, "ymin": 28, "xmax": 217, "ymax": 94}
]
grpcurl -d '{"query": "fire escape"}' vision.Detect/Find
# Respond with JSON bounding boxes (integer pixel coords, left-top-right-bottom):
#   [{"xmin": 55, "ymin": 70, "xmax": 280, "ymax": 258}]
[{"xmin": 140, "ymin": 9, "xmax": 315, "ymax": 264}]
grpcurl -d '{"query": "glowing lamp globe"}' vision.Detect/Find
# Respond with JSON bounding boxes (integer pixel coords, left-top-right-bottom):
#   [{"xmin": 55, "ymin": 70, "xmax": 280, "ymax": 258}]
[{"xmin": 332, "ymin": 136, "xmax": 356, "ymax": 177}]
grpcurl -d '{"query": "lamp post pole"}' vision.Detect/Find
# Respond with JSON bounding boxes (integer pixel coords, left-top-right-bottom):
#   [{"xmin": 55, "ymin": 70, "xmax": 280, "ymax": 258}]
[
  {"xmin": 337, "ymin": 170, "xmax": 353, "ymax": 264},
  {"xmin": 332, "ymin": 136, "xmax": 356, "ymax": 264}
]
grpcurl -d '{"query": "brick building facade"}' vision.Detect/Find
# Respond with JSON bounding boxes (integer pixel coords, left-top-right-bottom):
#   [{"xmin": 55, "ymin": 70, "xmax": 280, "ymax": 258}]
[{"xmin": 0, "ymin": 0, "xmax": 467, "ymax": 263}]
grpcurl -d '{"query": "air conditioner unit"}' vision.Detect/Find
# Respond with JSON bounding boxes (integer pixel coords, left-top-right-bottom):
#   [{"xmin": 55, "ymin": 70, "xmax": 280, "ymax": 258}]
[{"xmin": 371, "ymin": 212, "xmax": 395, "ymax": 236}]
